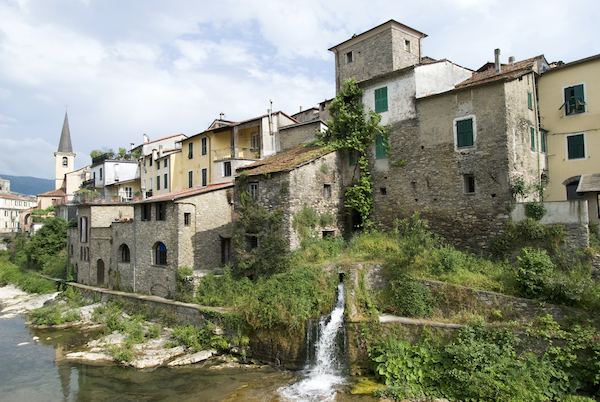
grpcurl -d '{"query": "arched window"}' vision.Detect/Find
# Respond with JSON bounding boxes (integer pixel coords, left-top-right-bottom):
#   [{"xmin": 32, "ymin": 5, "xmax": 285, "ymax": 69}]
[
  {"xmin": 62, "ymin": 157, "xmax": 68, "ymax": 167},
  {"xmin": 154, "ymin": 242, "xmax": 167, "ymax": 266},
  {"xmin": 119, "ymin": 244, "xmax": 130, "ymax": 262}
]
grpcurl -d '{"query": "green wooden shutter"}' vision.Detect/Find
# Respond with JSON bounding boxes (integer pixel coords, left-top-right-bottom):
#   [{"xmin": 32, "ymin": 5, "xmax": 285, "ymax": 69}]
[
  {"xmin": 527, "ymin": 92, "xmax": 533, "ymax": 109},
  {"xmin": 375, "ymin": 134, "xmax": 388, "ymax": 158},
  {"xmin": 374, "ymin": 87, "xmax": 388, "ymax": 113},
  {"xmin": 456, "ymin": 119, "xmax": 474, "ymax": 148},
  {"xmin": 530, "ymin": 127, "xmax": 536, "ymax": 151},
  {"xmin": 541, "ymin": 131, "xmax": 547, "ymax": 153},
  {"xmin": 574, "ymin": 84, "xmax": 586, "ymax": 113},
  {"xmin": 567, "ymin": 134, "xmax": 585, "ymax": 159}
]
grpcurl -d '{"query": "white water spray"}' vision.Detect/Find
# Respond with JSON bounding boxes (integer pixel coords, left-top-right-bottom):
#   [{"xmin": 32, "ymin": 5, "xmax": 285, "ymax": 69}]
[{"xmin": 279, "ymin": 281, "xmax": 347, "ymax": 401}]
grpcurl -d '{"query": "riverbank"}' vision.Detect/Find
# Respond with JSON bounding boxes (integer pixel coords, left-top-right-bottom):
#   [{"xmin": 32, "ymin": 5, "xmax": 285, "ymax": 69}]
[{"xmin": 0, "ymin": 284, "xmax": 261, "ymax": 371}]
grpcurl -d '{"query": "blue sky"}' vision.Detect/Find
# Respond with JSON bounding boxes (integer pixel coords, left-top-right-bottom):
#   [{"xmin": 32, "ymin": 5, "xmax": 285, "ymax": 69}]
[{"xmin": 0, "ymin": 0, "xmax": 598, "ymax": 179}]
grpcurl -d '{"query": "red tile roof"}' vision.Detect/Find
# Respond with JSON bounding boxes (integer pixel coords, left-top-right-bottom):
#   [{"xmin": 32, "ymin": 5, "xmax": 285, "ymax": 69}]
[
  {"xmin": 236, "ymin": 145, "xmax": 333, "ymax": 176},
  {"xmin": 455, "ymin": 56, "xmax": 543, "ymax": 89},
  {"xmin": 37, "ymin": 188, "xmax": 66, "ymax": 197}
]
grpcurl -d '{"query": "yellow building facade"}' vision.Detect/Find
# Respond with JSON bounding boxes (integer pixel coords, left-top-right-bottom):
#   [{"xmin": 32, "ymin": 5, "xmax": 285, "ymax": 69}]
[{"xmin": 538, "ymin": 54, "xmax": 600, "ymax": 221}]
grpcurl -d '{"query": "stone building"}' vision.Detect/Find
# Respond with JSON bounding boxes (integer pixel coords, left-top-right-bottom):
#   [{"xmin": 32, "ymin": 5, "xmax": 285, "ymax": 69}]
[
  {"xmin": 234, "ymin": 145, "xmax": 346, "ymax": 251},
  {"xmin": 68, "ymin": 183, "xmax": 234, "ymax": 297},
  {"xmin": 330, "ymin": 20, "xmax": 550, "ymax": 250}
]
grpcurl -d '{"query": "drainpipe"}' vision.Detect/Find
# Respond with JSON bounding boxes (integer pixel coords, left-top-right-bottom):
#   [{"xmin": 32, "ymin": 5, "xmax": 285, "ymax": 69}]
[
  {"xmin": 532, "ymin": 72, "xmax": 542, "ymax": 200},
  {"xmin": 132, "ymin": 207, "xmax": 137, "ymax": 292}
]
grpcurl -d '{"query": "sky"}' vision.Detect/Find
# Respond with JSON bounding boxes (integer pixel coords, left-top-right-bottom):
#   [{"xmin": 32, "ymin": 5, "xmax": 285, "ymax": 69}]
[{"xmin": 0, "ymin": 0, "xmax": 598, "ymax": 180}]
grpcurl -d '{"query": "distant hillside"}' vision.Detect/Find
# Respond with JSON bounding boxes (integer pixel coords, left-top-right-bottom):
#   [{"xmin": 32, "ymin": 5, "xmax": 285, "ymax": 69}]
[{"xmin": 0, "ymin": 174, "xmax": 54, "ymax": 196}]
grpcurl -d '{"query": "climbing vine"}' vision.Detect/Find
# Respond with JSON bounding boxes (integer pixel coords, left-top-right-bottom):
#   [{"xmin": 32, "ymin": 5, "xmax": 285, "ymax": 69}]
[{"xmin": 316, "ymin": 78, "xmax": 389, "ymax": 228}]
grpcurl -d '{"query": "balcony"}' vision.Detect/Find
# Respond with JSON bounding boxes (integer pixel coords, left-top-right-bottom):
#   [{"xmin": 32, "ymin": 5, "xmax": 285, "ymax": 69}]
[
  {"xmin": 212, "ymin": 147, "xmax": 233, "ymax": 161},
  {"xmin": 81, "ymin": 178, "xmax": 95, "ymax": 189}
]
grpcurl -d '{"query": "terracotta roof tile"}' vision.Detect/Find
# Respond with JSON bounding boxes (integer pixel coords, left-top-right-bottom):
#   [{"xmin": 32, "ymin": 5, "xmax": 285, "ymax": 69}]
[
  {"xmin": 455, "ymin": 56, "xmax": 542, "ymax": 89},
  {"xmin": 237, "ymin": 145, "xmax": 333, "ymax": 176},
  {"xmin": 37, "ymin": 188, "xmax": 66, "ymax": 197}
]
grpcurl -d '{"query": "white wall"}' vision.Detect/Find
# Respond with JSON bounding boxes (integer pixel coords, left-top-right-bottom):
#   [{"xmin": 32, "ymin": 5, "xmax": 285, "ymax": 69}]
[
  {"xmin": 511, "ymin": 200, "xmax": 589, "ymax": 225},
  {"xmin": 415, "ymin": 61, "xmax": 472, "ymax": 99}
]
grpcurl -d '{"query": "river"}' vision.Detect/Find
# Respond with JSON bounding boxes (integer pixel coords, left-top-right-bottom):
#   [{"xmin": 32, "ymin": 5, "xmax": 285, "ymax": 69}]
[{"xmin": 0, "ymin": 316, "xmax": 378, "ymax": 401}]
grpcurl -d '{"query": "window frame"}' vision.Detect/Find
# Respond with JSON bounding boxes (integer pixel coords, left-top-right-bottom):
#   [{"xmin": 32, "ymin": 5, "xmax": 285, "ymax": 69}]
[
  {"xmin": 154, "ymin": 242, "xmax": 167, "ymax": 266},
  {"xmin": 141, "ymin": 203, "xmax": 151, "ymax": 221},
  {"xmin": 463, "ymin": 174, "xmax": 475, "ymax": 194},
  {"xmin": 188, "ymin": 142, "xmax": 193, "ymax": 159},
  {"xmin": 530, "ymin": 126, "xmax": 536, "ymax": 151},
  {"xmin": 163, "ymin": 173, "xmax": 168, "ymax": 190},
  {"xmin": 156, "ymin": 175, "xmax": 160, "ymax": 191},
  {"xmin": 323, "ymin": 184, "xmax": 332, "ymax": 199},
  {"xmin": 223, "ymin": 161, "xmax": 232, "ymax": 177},
  {"xmin": 566, "ymin": 133, "xmax": 586, "ymax": 160},
  {"xmin": 453, "ymin": 115, "xmax": 476, "ymax": 150},
  {"xmin": 527, "ymin": 91, "xmax": 533, "ymax": 110},
  {"xmin": 540, "ymin": 130, "xmax": 547, "ymax": 154},
  {"xmin": 184, "ymin": 212, "xmax": 191, "ymax": 226},
  {"xmin": 249, "ymin": 182, "xmax": 259, "ymax": 198},
  {"xmin": 562, "ymin": 83, "xmax": 586, "ymax": 116},
  {"xmin": 188, "ymin": 171, "xmax": 193, "ymax": 188},
  {"xmin": 374, "ymin": 87, "xmax": 388, "ymax": 113},
  {"xmin": 156, "ymin": 202, "xmax": 166, "ymax": 221},
  {"xmin": 120, "ymin": 244, "xmax": 130, "ymax": 262}
]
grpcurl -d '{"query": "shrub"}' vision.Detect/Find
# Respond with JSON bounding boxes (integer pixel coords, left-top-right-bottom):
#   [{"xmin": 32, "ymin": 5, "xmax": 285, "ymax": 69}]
[
  {"xmin": 524, "ymin": 201, "xmax": 547, "ymax": 221},
  {"xmin": 389, "ymin": 278, "xmax": 433, "ymax": 318},
  {"xmin": 516, "ymin": 247, "xmax": 553, "ymax": 298}
]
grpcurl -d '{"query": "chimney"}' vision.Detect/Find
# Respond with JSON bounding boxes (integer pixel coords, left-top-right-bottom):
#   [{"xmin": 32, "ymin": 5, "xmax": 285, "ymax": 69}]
[
  {"xmin": 130, "ymin": 142, "xmax": 135, "ymax": 150},
  {"xmin": 509, "ymin": 56, "xmax": 515, "ymax": 66},
  {"xmin": 143, "ymin": 133, "xmax": 149, "ymax": 144},
  {"xmin": 219, "ymin": 113, "xmax": 225, "ymax": 120},
  {"xmin": 494, "ymin": 49, "xmax": 501, "ymax": 74},
  {"xmin": 159, "ymin": 145, "xmax": 163, "ymax": 158}
]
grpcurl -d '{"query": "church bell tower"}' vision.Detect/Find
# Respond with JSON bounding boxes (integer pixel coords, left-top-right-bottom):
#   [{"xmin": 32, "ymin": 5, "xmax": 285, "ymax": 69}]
[{"xmin": 54, "ymin": 112, "xmax": 75, "ymax": 190}]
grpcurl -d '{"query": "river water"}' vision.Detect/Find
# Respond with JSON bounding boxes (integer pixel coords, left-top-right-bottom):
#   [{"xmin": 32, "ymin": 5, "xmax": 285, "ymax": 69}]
[{"xmin": 0, "ymin": 315, "xmax": 378, "ymax": 402}]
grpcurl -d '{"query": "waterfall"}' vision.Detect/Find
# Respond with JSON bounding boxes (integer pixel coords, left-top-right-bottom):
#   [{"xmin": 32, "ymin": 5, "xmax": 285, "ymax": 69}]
[{"xmin": 279, "ymin": 281, "xmax": 347, "ymax": 401}]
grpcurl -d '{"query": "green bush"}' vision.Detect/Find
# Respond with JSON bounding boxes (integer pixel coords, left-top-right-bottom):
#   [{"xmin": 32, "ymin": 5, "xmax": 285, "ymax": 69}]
[
  {"xmin": 524, "ymin": 201, "xmax": 547, "ymax": 221},
  {"xmin": 516, "ymin": 247, "xmax": 553, "ymax": 298},
  {"xmin": 389, "ymin": 278, "xmax": 433, "ymax": 318}
]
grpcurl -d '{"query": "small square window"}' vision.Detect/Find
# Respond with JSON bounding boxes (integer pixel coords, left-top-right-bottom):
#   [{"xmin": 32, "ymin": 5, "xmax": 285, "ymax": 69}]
[
  {"xmin": 380, "ymin": 187, "xmax": 387, "ymax": 195},
  {"xmin": 323, "ymin": 184, "xmax": 331, "ymax": 199},
  {"xmin": 223, "ymin": 161, "xmax": 232, "ymax": 177},
  {"xmin": 346, "ymin": 51, "xmax": 353, "ymax": 63},
  {"xmin": 404, "ymin": 40, "xmax": 411, "ymax": 52},
  {"xmin": 464, "ymin": 174, "xmax": 475, "ymax": 194},
  {"xmin": 184, "ymin": 212, "xmax": 191, "ymax": 226},
  {"xmin": 323, "ymin": 230, "xmax": 335, "ymax": 239}
]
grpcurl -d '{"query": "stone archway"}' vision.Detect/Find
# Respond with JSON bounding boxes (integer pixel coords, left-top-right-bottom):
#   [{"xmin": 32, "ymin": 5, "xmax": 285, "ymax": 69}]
[{"xmin": 97, "ymin": 259, "xmax": 105, "ymax": 286}]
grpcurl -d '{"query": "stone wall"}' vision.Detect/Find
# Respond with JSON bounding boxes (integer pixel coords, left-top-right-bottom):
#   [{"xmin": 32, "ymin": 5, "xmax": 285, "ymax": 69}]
[
  {"xmin": 370, "ymin": 77, "xmax": 543, "ymax": 251},
  {"xmin": 279, "ymin": 120, "xmax": 325, "ymax": 152}
]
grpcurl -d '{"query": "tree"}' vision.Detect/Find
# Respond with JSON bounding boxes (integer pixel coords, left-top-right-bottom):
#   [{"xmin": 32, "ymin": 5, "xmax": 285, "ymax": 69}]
[
  {"xmin": 317, "ymin": 78, "xmax": 389, "ymax": 228},
  {"xmin": 25, "ymin": 217, "xmax": 67, "ymax": 269},
  {"xmin": 90, "ymin": 147, "xmax": 115, "ymax": 160}
]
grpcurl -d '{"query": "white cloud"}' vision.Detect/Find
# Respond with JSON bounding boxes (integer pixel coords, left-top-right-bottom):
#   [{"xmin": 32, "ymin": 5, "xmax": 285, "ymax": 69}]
[{"xmin": 0, "ymin": 137, "xmax": 55, "ymax": 178}]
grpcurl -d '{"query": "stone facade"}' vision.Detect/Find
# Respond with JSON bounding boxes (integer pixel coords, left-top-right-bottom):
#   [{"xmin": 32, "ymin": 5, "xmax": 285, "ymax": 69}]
[
  {"xmin": 235, "ymin": 148, "xmax": 346, "ymax": 251},
  {"xmin": 369, "ymin": 71, "xmax": 546, "ymax": 250},
  {"xmin": 329, "ymin": 20, "xmax": 425, "ymax": 92},
  {"xmin": 69, "ymin": 184, "xmax": 233, "ymax": 297},
  {"xmin": 278, "ymin": 120, "xmax": 327, "ymax": 152}
]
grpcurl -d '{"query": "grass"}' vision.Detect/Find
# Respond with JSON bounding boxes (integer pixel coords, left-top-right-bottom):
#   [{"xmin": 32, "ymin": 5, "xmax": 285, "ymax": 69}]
[{"xmin": 0, "ymin": 254, "xmax": 57, "ymax": 294}]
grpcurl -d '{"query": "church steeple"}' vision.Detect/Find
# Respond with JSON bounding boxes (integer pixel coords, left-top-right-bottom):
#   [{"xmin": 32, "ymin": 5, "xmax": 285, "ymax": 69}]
[
  {"xmin": 54, "ymin": 112, "xmax": 76, "ymax": 190},
  {"xmin": 57, "ymin": 112, "xmax": 73, "ymax": 153}
]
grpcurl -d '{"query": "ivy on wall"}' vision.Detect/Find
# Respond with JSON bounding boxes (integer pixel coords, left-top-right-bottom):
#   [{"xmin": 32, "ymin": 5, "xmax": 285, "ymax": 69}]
[{"xmin": 316, "ymin": 78, "xmax": 389, "ymax": 228}]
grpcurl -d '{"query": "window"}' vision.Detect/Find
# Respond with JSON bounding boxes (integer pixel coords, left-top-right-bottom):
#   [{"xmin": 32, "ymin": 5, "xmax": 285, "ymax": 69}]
[
  {"xmin": 404, "ymin": 40, "xmax": 411, "ymax": 52},
  {"xmin": 155, "ymin": 242, "xmax": 167, "ymax": 266},
  {"xmin": 251, "ymin": 133, "xmax": 259, "ymax": 150},
  {"xmin": 99, "ymin": 168, "xmax": 103, "ymax": 180},
  {"xmin": 374, "ymin": 87, "xmax": 388, "ymax": 113},
  {"xmin": 562, "ymin": 84, "xmax": 586, "ymax": 115},
  {"xmin": 62, "ymin": 157, "xmax": 68, "ymax": 167},
  {"xmin": 567, "ymin": 133, "xmax": 586, "ymax": 160},
  {"xmin": 540, "ymin": 130, "xmax": 547, "ymax": 153},
  {"xmin": 188, "ymin": 142, "xmax": 193, "ymax": 159},
  {"xmin": 455, "ymin": 117, "xmax": 475, "ymax": 149},
  {"xmin": 530, "ymin": 126, "xmax": 536, "ymax": 151},
  {"xmin": 201, "ymin": 137, "xmax": 207, "ymax": 156},
  {"xmin": 149, "ymin": 178, "xmax": 153, "ymax": 190},
  {"xmin": 527, "ymin": 91, "xmax": 533, "ymax": 110},
  {"xmin": 245, "ymin": 235, "xmax": 258, "ymax": 251},
  {"xmin": 223, "ymin": 161, "xmax": 232, "ymax": 177},
  {"xmin": 156, "ymin": 202, "xmax": 166, "ymax": 221},
  {"xmin": 141, "ymin": 203, "xmax": 151, "ymax": 221},
  {"xmin": 149, "ymin": 157, "xmax": 153, "ymax": 166},
  {"xmin": 80, "ymin": 217, "xmax": 88, "ymax": 243},
  {"xmin": 157, "ymin": 160, "xmax": 160, "ymax": 170},
  {"xmin": 375, "ymin": 134, "xmax": 388, "ymax": 158},
  {"xmin": 164, "ymin": 174, "xmax": 168, "ymax": 189},
  {"xmin": 464, "ymin": 174, "xmax": 475, "ymax": 194},
  {"xmin": 164, "ymin": 159, "xmax": 167, "ymax": 168},
  {"xmin": 184, "ymin": 212, "xmax": 191, "ymax": 226},
  {"xmin": 349, "ymin": 150, "xmax": 355, "ymax": 166},
  {"xmin": 249, "ymin": 182, "xmax": 258, "ymax": 198},
  {"xmin": 324, "ymin": 184, "xmax": 331, "ymax": 199},
  {"xmin": 346, "ymin": 51, "xmax": 353, "ymax": 63},
  {"xmin": 188, "ymin": 171, "xmax": 193, "ymax": 188},
  {"xmin": 125, "ymin": 186, "xmax": 133, "ymax": 200},
  {"xmin": 156, "ymin": 175, "xmax": 160, "ymax": 191},
  {"xmin": 201, "ymin": 168, "xmax": 207, "ymax": 187},
  {"xmin": 120, "ymin": 244, "xmax": 130, "ymax": 262}
]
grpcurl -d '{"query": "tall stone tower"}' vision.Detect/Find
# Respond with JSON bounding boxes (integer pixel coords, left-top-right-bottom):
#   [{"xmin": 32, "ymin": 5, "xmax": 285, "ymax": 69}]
[{"xmin": 54, "ymin": 112, "xmax": 75, "ymax": 190}]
